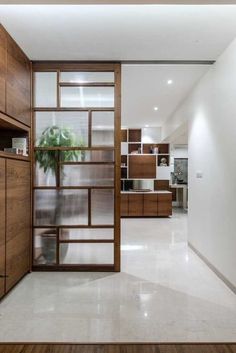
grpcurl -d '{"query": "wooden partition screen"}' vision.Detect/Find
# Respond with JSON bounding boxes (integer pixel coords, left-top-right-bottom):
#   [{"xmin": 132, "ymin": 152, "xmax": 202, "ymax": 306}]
[{"xmin": 32, "ymin": 62, "xmax": 121, "ymax": 271}]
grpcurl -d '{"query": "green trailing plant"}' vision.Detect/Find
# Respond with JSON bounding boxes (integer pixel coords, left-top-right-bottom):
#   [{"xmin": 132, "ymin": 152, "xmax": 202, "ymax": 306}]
[
  {"xmin": 35, "ymin": 125, "xmax": 85, "ymax": 225},
  {"xmin": 35, "ymin": 125, "xmax": 85, "ymax": 175}
]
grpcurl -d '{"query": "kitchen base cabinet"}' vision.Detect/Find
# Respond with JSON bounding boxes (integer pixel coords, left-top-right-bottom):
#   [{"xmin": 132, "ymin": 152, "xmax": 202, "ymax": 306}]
[
  {"xmin": 157, "ymin": 193, "xmax": 172, "ymax": 217},
  {"xmin": 128, "ymin": 194, "xmax": 143, "ymax": 216},
  {"xmin": 143, "ymin": 194, "xmax": 158, "ymax": 216},
  {"xmin": 0, "ymin": 157, "xmax": 30, "ymax": 299},
  {"xmin": 121, "ymin": 192, "xmax": 172, "ymax": 217}
]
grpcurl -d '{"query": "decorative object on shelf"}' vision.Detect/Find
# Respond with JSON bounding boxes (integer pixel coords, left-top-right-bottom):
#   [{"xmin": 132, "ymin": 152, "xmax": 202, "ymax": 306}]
[
  {"xmin": 154, "ymin": 146, "xmax": 159, "ymax": 154},
  {"xmin": 160, "ymin": 157, "xmax": 168, "ymax": 166},
  {"xmin": 12, "ymin": 137, "xmax": 28, "ymax": 156},
  {"xmin": 4, "ymin": 147, "xmax": 24, "ymax": 155}
]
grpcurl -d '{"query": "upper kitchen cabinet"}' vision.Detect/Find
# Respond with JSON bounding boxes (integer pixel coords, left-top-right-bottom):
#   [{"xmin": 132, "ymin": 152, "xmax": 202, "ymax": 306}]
[
  {"xmin": 0, "ymin": 26, "xmax": 7, "ymax": 113},
  {"xmin": 6, "ymin": 31, "xmax": 31, "ymax": 126}
]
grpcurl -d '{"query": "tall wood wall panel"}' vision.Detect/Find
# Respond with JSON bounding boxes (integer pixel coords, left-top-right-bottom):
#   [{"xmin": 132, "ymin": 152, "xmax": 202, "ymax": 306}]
[
  {"xmin": 6, "ymin": 34, "xmax": 31, "ymax": 127},
  {"xmin": 0, "ymin": 158, "xmax": 6, "ymax": 299},
  {"xmin": 0, "ymin": 26, "xmax": 7, "ymax": 113},
  {"xmin": 5, "ymin": 159, "xmax": 30, "ymax": 291}
]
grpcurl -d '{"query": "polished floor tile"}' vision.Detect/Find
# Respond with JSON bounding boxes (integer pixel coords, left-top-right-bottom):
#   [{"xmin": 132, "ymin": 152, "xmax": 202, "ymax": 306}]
[{"xmin": 0, "ymin": 209, "xmax": 236, "ymax": 342}]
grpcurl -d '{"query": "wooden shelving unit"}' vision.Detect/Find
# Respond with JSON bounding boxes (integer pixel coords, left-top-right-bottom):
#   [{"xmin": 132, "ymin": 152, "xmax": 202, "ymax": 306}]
[{"xmin": 121, "ymin": 128, "xmax": 171, "ymax": 190}]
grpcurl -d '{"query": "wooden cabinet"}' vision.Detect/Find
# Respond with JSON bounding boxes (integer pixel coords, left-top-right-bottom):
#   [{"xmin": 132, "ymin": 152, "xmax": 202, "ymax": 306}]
[
  {"xmin": 0, "ymin": 25, "xmax": 31, "ymax": 127},
  {"xmin": 6, "ymin": 33, "xmax": 31, "ymax": 127},
  {"xmin": 128, "ymin": 194, "xmax": 143, "ymax": 216},
  {"xmin": 0, "ymin": 158, "xmax": 6, "ymax": 299},
  {"xmin": 157, "ymin": 193, "xmax": 172, "ymax": 216},
  {"xmin": 129, "ymin": 155, "xmax": 156, "ymax": 179},
  {"xmin": 121, "ymin": 194, "xmax": 129, "ymax": 216},
  {"xmin": 0, "ymin": 158, "xmax": 30, "ymax": 298},
  {"xmin": 121, "ymin": 192, "xmax": 172, "ymax": 217},
  {"xmin": 0, "ymin": 26, "xmax": 7, "ymax": 113},
  {"xmin": 143, "ymin": 194, "xmax": 158, "ymax": 216}
]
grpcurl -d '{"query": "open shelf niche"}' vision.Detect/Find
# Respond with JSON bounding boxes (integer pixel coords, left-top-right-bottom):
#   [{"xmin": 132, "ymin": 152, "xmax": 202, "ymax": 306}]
[
  {"xmin": 0, "ymin": 112, "xmax": 30, "ymax": 161},
  {"xmin": 121, "ymin": 128, "xmax": 171, "ymax": 191}
]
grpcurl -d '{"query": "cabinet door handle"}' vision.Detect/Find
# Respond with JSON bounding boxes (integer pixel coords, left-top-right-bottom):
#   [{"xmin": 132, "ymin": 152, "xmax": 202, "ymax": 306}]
[{"xmin": 0, "ymin": 275, "xmax": 9, "ymax": 278}]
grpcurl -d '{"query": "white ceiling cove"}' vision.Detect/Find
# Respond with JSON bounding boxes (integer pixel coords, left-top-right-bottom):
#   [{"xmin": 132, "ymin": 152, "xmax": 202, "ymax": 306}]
[
  {"xmin": 121, "ymin": 64, "xmax": 209, "ymax": 127},
  {"xmin": 1, "ymin": 5, "xmax": 236, "ymax": 60}
]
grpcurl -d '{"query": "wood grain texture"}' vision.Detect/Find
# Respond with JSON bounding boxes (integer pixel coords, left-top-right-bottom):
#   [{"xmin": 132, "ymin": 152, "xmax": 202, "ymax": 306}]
[
  {"xmin": 6, "ymin": 32, "xmax": 31, "ymax": 126},
  {"xmin": 0, "ymin": 25, "xmax": 7, "ymax": 113},
  {"xmin": 0, "ymin": 158, "xmax": 6, "ymax": 299},
  {"xmin": 128, "ymin": 194, "xmax": 143, "ymax": 216},
  {"xmin": 5, "ymin": 159, "xmax": 30, "ymax": 292},
  {"xmin": 157, "ymin": 193, "xmax": 172, "ymax": 216},
  {"xmin": 143, "ymin": 194, "xmax": 158, "ymax": 216},
  {"xmin": 0, "ymin": 344, "xmax": 236, "ymax": 353},
  {"xmin": 121, "ymin": 194, "xmax": 129, "ymax": 216},
  {"xmin": 129, "ymin": 155, "xmax": 156, "ymax": 179}
]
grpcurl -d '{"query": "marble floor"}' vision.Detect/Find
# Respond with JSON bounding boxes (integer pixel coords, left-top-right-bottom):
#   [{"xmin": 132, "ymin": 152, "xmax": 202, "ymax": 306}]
[{"xmin": 0, "ymin": 209, "xmax": 236, "ymax": 342}]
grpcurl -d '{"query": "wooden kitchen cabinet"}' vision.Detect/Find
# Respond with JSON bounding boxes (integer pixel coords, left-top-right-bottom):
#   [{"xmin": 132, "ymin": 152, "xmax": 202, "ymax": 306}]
[
  {"xmin": 121, "ymin": 194, "xmax": 129, "ymax": 216},
  {"xmin": 121, "ymin": 192, "xmax": 172, "ymax": 217},
  {"xmin": 128, "ymin": 194, "xmax": 143, "ymax": 216},
  {"xmin": 143, "ymin": 194, "xmax": 158, "ymax": 216},
  {"xmin": 157, "ymin": 193, "xmax": 172, "ymax": 216}
]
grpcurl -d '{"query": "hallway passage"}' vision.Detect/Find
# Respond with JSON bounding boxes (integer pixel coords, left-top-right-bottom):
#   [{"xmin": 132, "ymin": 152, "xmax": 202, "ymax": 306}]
[{"xmin": 0, "ymin": 210, "xmax": 236, "ymax": 342}]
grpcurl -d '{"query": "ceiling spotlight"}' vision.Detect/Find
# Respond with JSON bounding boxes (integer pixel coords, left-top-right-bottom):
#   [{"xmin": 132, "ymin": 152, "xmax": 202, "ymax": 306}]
[
  {"xmin": 154, "ymin": 107, "xmax": 158, "ymax": 111},
  {"xmin": 167, "ymin": 79, "xmax": 173, "ymax": 85}
]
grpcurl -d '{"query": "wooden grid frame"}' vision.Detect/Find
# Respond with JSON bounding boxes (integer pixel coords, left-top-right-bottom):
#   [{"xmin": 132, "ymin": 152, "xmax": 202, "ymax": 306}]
[{"xmin": 32, "ymin": 62, "xmax": 121, "ymax": 272}]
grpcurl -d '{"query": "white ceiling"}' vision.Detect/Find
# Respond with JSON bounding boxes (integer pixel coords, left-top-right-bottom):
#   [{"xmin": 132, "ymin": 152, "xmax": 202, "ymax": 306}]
[
  {"xmin": 1, "ymin": 5, "xmax": 236, "ymax": 60},
  {"xmin": 121, "ymin": 64, "xmax": 209, "ymax": 127}
]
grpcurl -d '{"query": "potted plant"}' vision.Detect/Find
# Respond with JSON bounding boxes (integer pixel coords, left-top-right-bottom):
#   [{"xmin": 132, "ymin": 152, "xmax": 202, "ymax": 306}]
[{"xmin": 35, "ymin": 125, "xmax": 84, "ymax": 263}]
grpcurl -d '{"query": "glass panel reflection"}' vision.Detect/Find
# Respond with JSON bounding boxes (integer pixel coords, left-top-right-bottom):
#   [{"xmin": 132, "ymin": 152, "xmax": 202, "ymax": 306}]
[
  {"xmin": 60, "ymin": 243, "xmax": 114, "ymax": 264},
  {"xmin": 60, "ymin": 87, "xmax": 114, "ymax": 108},
  {"xmin": 60, "ymin": 150, "xmax": 114, "ymax": 162},
  {"xmin": 91, "ymin": 189, "xmax": 114, "ymax": 225},
  {"xmin": 60, "ymin": 228, "xmax": 113, "ymax": 241},
  {"xmin": 92, "ymin": 111, "xmax": 114, "ymax": 147},
  {"xmin": 34, "ymin": 72, "xmax": 57, "ymax": 107},
  {"xmin": 35, "ymin": 111, "xmax": 88, "ymax": 147},
  {"xmin": 34, "ymin": 189, "xmax": 88, "ymax": 226},
  {"xmin": 34, "ymin": 151, "xmax": 57, "ymax": 186},
  {"xmin": 61, "ymin": 165, "xmax": 114, "ymax": 187},
  {"xmin": 34, "ymin": 228, "xmax": 57, "ymax": 265},
  {"xmin": 60, "ymin": 71, "xmax": 114, "ymax": 83}
]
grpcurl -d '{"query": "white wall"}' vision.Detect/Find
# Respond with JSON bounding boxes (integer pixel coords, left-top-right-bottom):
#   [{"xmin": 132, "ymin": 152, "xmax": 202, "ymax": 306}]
[{"xmin": 168, "ymin": 37, "xmax": 236, "ymax": 289}]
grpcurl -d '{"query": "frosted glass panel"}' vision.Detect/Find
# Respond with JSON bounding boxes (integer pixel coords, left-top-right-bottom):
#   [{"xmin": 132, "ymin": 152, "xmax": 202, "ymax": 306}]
[
  {"xmin": 34, "ymin": 72, "xmax": 57, "ymax": 107},
  {"xmin": 60, "ymin": 243, "xmax": 114, "ymax": 264},
  {"xmin": 60, "ymin": 150, "xmax": 114, "ymax": 162},
  {"xmin": 34, "ymin": 229, "xmax": 56, "ymax": 265},
  {"xmin": 60, "ymin": 71, "xmax": 114, "ymax": 83},
  {"xmin": 34, "ymin": 189, "xmax": 88, "ymax": 226},
  {"xmin": 35, "ymin": 111, "xmax": 88, "ymax": 147},
  {"xmin": 92, "ymin": 111, "xmax": 114, "ymax": 147},
  {"xmin": 60, "ymin": 228, "xmax": 113, "ymax": 241},
  {"xmin": 61, "ymin": 165, "xmax": 114, "ymax": 187},
  {"xmin": 60, "ymin": 87, "xmax": 114, "ymax": 108},
  {"xmin": 91, "ymin": 189, "xmax": 114, "ymax": 225},
  {"xmin": 34, "ymin": 152, "xmax": 57, "ymax": 186}
]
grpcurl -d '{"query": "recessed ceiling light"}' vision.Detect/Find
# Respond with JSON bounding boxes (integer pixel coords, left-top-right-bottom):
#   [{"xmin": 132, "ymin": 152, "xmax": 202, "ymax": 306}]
[
  {"xmin": 167, "ymin": 79, "xmax": 173, "ymax": 85},
  {"xmin": 154, "ymin": 106, "xmax": 158, "ymax": 111}
]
